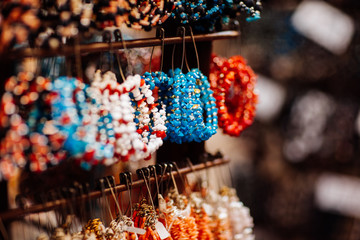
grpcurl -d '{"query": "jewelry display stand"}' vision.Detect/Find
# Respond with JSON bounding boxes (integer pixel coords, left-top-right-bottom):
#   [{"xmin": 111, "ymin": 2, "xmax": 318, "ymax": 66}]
[{"xmin": 0, "ymin": 28, "xmax": 240, "ymax": 230}]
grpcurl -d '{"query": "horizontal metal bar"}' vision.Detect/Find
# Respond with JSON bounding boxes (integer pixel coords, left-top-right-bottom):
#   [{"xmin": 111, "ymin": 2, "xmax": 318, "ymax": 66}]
[
  {"xmin": 3, "ymin": 31, "xmax": 239, "ymax": 60},
  {"xmin": 0, "ymin": 158, "xmax": 229, "ymax": 221}
]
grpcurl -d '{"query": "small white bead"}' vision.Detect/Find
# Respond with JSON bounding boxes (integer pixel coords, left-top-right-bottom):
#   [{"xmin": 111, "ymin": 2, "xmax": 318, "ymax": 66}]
[
  {"xmin": 146, "ymin": 96, "xmax": 155, "ymax": 104},
  {"xmin": 145, "ymin": 90, "xmax": 152, "ymax": 98}
]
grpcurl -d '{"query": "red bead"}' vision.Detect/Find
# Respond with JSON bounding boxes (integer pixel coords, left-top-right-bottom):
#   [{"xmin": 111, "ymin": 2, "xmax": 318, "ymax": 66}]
[
  {"xmin": 83, "ymin": 149, "xmax": 96, "ymax": 162},
  {"xmin": 137, "ymin": 98, "xmax": 146, "ymax": 106},
  {"xmin": 143, "ymin": 125, "xmax": 150, "ymax": 132}
]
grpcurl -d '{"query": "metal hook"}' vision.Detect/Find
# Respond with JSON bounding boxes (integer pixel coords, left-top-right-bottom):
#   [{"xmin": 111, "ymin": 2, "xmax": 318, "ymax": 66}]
[
  {"xmin": 103, "ymin": 30, "xmax": 113, "ymax": 73},
  {"xmin": 108, "ymin": 176, "xmax": 119, "ymax": 213},
  {"xmin": 126, "ymin": 172, "xmax": 134, "ymax": 217},
  {"xmin": 186, "ymin": 158, "xmax": 202, "ymax": 191},
  {"xmin": 149, "ymin": 165, "xmax": 160, "ymax": 202},
  {"xmin": 84, "ymin": 183, "xmax": 93, "ymax": 220},
  {"xmin": 68, "ymin": 187, "xmax": 79, "ymax": 232},
  {"xmin": 172, "ymin": 162, "xmax": 191, "ymax": 196},
  {"xmin": 160, "ymin": 28, "xmax": 165, "ymax": 73},
  {"xmin": 59, "ymin": 187, "xmax": 76, "ymax": 232},
  {"xmin": 39, "ymin": 192, "xmax": 52, "ymax": 234},
  {"xmin": 158, "ymin": 163, "xmax": 168, "ymax": 195},
  {"xmin": 99, "ymin": 178, "xmax": 113, "ymax": 222},
  {"xmin": 47, "ymin": 190, "xmax": 61, "ymax": 227},
  {"xmin": 138, "ymin": 169, "xmax": 156, "ymax": 210},
  {"xmin": 180, "ymin": 26, "xmax": 186, "ymax": 71},
  {"xmin": 149, "ymin": 46, "xmax": 155, "ymax": 74},
  {"xmin": 189, "ymin": 27, "xmax": 200, "ymax": 70},
  {"xmin": 74, "ymin": 35, "xmax": 83, "ymax": 79},
  {"xmin": 73, "ymin": 182, "xmax": 86, "ymax": 224},
  {"xmin": 120, "ymin": 172, "xmax": 133, "ymax": 217},
  {"xmin": 167, "ymin": 163, "xmax": 179, "ymax": 195},
  {"xmin": 113, "ymin": 29, "xmax": 126, "ymax": 83},
  {"xmin": 114, "ymin": 29, "xmax": 131, "ymax": 75},
  {"xmin": 105, "ymin": 176, "xmax": 122, "ymax": 218}
]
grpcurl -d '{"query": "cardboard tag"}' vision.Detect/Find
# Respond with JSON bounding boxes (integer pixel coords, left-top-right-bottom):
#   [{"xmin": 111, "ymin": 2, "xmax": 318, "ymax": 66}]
[
  {"xmin": 124, "ymin": 226, "xmax": 146, "ymax": 235},
  {"xmin": 155, "ymin": 221, "xmax": 170, "ymax": 239}
]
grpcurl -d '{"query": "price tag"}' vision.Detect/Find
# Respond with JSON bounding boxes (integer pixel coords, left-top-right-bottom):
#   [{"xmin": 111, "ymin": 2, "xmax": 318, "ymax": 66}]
[
  {"xmin": 124, "ymin": 225, "xmax": 146, "ymax": 235},
  {"xmin": 155, "ymin": 221, "xmax": 170, "ymax": 239}
]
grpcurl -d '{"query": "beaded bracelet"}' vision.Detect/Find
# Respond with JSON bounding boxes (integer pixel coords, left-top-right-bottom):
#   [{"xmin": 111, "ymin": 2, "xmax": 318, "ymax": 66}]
[
  {"xmin": 141, "ymin": 72, "xmax": 170, "ymax": 137},
  {"xmin": 86, "ymin": 70, "xmax": 144, "ymax": 164},
  {"xmin": 187, "ymin": 69, "xmax": 218, "ymax": 140},
  {"xmin": 129, "ymin": 73, "xmax": 167, "ymax": 160},
  {"xmin": 166, "ymin": 68, "xmax": 204, "ymax": 144},
  {"xmin": 210, "ymin": 55, "xmax": 257, "ymax": 137},
  {"xmin": 88, "ymin": 70, "xmax": 165, "ymax": 162},
  {"xmin": 0, "ymin": 72, "xmax": 67, "ymax": 179},
  {"xmin": 51, "ymin": 77, "xmax": 89, "ymax": 156},
  {"xmin": 165, "ymin": 68, "xmax": 217, "ymax": 143}
]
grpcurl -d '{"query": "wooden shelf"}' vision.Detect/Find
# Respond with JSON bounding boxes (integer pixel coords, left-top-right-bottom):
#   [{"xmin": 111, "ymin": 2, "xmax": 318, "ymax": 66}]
[
  {"xmin": 0, "ymin": 158, "xmax": 229, "ymax": 221},
  {"xmin": 3, "ymin": 31, "xmax": 239, "ymax": 60}
]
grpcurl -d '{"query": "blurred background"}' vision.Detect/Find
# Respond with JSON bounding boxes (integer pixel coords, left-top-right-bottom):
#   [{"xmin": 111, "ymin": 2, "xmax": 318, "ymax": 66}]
[
  {"xmin": 2, "ymin": 0, "xmax": 360, "ymax": 239},
  {"xmin": 208, "ymin": 0, "xmax": 360, "ymax": 239}
]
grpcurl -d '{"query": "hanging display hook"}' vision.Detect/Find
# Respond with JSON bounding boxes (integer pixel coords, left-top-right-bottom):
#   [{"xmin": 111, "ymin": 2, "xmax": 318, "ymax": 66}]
[
  {"xmin": 99, "ymin": 178, "xmax": 113, "ymax": 221},
  {"xmin": 189, "ymin": 26, "xmax": 200, "ymax": 70},
  {"xmin": 172, "ymin": 162, "xmax": 190, "ymax": 196},
  {"xmin": 160, "ymin": 28, "xmax": 165, "ymax": 73},
  {"xmin": 114, "ymin": 29, "xmax": 131, "ymax": 75},
  {"xmin": 171, "ymin": 27, "xmax": 185, "ymax": 72},
  {"xmin": 113, "ymin": 29, "xmax": 126, "ymax": 83},
  {"xmin": 105, "ymin": 177, "xmax": 122, "ymax": 217},
  {"xmin": 180, "ymin": 26, "xmax": 186, "ymax": 71},
  {"xmin": 74, "ymin": 35, "xmax": 83, "ymax": 79},
  {"xmin": 138, "ymin": 169, "xmax": 156, "ymax": 211}
]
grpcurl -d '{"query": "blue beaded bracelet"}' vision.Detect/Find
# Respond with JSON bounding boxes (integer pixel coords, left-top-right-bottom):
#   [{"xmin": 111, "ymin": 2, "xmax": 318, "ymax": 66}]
[
  {"xmin": 188, "ymin": 68, "xmax": 218, "ymax": 139},
  {"xmin": 166, "ymin": 68, "xmax": 211, "ymax": 143}
]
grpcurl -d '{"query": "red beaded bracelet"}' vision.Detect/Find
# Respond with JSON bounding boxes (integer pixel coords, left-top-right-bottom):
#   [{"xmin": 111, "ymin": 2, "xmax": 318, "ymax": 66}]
[{"xmin": 210, "ymin": 54, "xmax": 258, "ymax": 137}]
